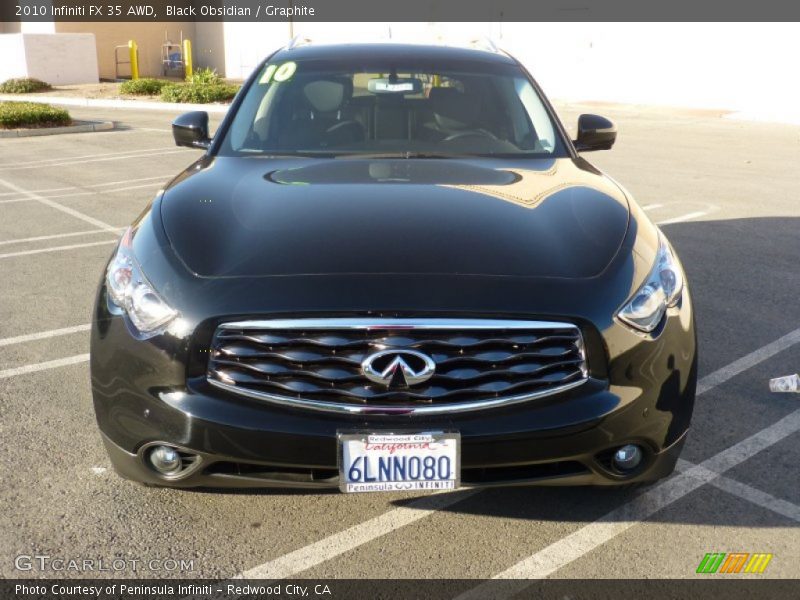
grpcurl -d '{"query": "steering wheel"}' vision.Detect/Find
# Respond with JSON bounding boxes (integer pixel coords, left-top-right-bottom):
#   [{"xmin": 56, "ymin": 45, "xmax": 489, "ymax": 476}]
[{"xmin": 443, "ymin": 130, "xmax": 498, "ymax": 142}]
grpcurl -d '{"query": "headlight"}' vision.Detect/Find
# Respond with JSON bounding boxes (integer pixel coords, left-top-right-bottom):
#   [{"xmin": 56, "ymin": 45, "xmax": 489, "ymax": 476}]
[
  {"xmin": 106, "ymin": 227, "xmax": 177, "ymax": 337},
  {"xmin": 618, "ymin": 232, "xmax": 684, "ymax": 333}
]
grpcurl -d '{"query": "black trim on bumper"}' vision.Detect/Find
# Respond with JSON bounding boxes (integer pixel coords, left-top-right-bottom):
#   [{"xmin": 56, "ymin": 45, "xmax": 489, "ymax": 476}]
[{"xmin": 100, "ymin": 428, "xmax": 687, "ymax": 490}]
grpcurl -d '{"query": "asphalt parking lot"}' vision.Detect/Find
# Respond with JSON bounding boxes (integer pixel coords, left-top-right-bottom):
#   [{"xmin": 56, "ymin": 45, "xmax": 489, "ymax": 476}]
[{"xmin": 0, "ymin": 102, "xmax": 798, "ymax": 583}]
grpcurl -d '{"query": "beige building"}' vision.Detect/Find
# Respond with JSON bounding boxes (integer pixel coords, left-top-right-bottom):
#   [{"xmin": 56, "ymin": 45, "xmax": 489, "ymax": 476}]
[
  {"xmin": 2, "ymin": 21, "xmax": 214, "ymax": 81},
  {"xmin": 0, "ymin": 14, "xmax": 300, "ymax": 82}
]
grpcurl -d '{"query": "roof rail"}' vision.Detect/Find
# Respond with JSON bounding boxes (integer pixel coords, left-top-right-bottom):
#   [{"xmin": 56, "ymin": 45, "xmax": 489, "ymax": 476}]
[
  {"xmin": 285, "ymin": 35, "xmax": 313, "ymax": 50},
  {"xmin": 468, "ymin": 37, "xmax": 500, "ymax": 53},
  {"xmin": 281, "ymin": 34, "xmax": 501, "ymax": 53}
]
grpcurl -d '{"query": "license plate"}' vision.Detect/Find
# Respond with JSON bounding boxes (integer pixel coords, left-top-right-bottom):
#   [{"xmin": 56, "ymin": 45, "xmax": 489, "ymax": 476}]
[{"xmin": 338, "ymin": 431, "xmax": 460, "ymax": 493}]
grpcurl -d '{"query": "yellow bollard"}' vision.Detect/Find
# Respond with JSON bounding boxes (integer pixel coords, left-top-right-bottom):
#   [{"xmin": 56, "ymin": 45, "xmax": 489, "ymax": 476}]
[
  {"xmin": 128, "ymin": 40, "xmax": 139, "ymax": 80},
  {"xmin": 183, "ymin": 39, "xmax": 193, "ymax": 80}
]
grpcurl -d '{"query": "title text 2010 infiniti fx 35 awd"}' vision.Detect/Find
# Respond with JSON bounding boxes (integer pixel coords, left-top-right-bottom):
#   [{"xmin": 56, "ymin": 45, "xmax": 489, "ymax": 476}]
[{"xmin": 91, "ymin": 41, "xmax": 696, "ymax": 492}]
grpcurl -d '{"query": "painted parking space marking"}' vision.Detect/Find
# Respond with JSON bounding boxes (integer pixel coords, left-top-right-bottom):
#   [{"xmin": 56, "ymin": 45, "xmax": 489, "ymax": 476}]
[
  {"xmin": 0, "ymin": 174, "xmax": 172, "ymax": 200},
  {"xmin": 0, "ymin": 149, "xmax": 187, "ymax": 171},
  {"xmin": 0, "ymin": 181, "xmax": 166, "ymax": 205},
  {"xmin": 0, "ymin": 184, "xmax": 74, "ymax": 198},
  {"xmin": 0, "ymin": 146, "xmax": 166, "ymax": 167},
  {"xmin": 0, "ymin": 324, "xmax": 91, "ymax": 347},
  {"xmin": 0, "ymin": 146, "xmax": 182, "ymax": 170},
  {"xmin": 456, "ymin": 408, "xmax": 800, "ymax": 596},
  {"xmin": 0, "ymin": 354, "xmax": 90, "ymax": 380},
  {"xmin": 0, "ymin": 177, "xmax": 121, "ymax": 234},
  {"xmin": 0, "ymin": 229, "xmax": 121, "ymax": 246},
  {"xmin": 231, "ymin": 325, "xmax": 800, "ymax": 581},
  {"xmin": 640, "ymin": 201, "xmax": 719, "ymax": 226},
  {"xmin": 676, "ymin": 459, "xmax": 800, "ymax": 523},
  {"xmin": 236, "ymin": 488, "xmax": 480, "ymax": 580},
  {"xmin": 0, "ymin": 239, "xmax": 116, "ymax": 260},
  {"xmin": 657, "ymin": 210, "xmax": 710, "ymax": 225},
  {"xmin": 696, "ymin": 326, "xmax": 800, "ymax": 395}
]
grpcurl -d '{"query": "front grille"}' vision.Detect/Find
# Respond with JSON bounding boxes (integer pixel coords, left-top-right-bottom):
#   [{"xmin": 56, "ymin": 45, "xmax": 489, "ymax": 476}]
[{"xmin": 206, "ymin": 318, "xmax": 588, "ymax": 415}]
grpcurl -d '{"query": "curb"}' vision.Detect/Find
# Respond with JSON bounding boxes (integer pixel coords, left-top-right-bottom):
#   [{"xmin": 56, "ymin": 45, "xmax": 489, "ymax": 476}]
[
  {"xmin": 0, "ymin": 119, "xmax": 115, "ymax": 138},
  {"xmin": 0, "ymin": 94, "xmax": 231, "ymax": 114}
]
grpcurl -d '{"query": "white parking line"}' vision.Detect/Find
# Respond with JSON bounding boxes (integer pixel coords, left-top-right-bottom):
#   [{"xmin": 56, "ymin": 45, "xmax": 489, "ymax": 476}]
[
  {"xmin": 0, "ymin": 229, "xmax": 120, "ymax": 246},
  {"xmin": 0, "ymin": 149, "xmax": 187, "ymax": 171},
  {"xmin": 0, "ymin": 146, "xmax": 178, "ymax": 169},
  {"xmin": 0, "ymin": 354, "xmax": 90, "ymax": 380},
  {"xmin": 657, "ymin": 210, "xmax": 709, "ymax": 225},
  {"xmin": 0, "ymin": 177, "xmax": 120, "ymax": 234},
  {"xmin": 0, "ymin": 174, "xmax": 171, "ymax": 198},
  {"xmin": 676, "ymin": 459, "xmax": 800, "ymax": 523},
  {"xmin": 231, "ymin": 325, "xmax": 800, "ymax": 581},
  {"xmin": 696, "ymin": 327, "xmax": 800, "ymax": 394},
  {"xmin": 457, "ymin": 408, "xmax": 800, "ymax": 595},
  {"xmin": 0, "ymin": 239, "xmax": 116, "ymax": 259},
  {"xmin": 0, "ymin": 181, "xmax": 166, "ymax": 205},
  {"xmin": 0, "ymin": 324, "xmax": 91, "ymax": 347},
  {"xmin": 30, "ymin": 181, "xmax": 164, "ymax": 201},
  {"xmin": 237, "ymin": 489, "xmax": 480, "ymax": 579},
  {"xmin": 642, "ymin": 203, "xmax": 663, "ymax": 211},
  {"xmin": 0, "ymin": 184, "xmax": 74, "ymax": 198}
]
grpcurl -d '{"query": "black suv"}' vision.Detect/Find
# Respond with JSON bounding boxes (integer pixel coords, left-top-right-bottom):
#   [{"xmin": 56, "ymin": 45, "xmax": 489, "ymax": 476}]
[{"xmin": 91, "ymin": 42, "xmax": 696, "ymax": 492}]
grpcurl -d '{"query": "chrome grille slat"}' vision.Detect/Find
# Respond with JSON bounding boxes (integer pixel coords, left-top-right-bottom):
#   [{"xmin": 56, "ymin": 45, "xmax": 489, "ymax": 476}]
[
  {"xmin": 212, "ymin": 357, "xmax": 584, "ymax": 384},
  {"xmin": 212, "ymin": 368, "xmax": 582, "ymax": 401},
  {"xmin": 207, "ymin": 318, "xmax": 588, "ymax": 415},
  {"xmin": 215, "ymin": 332, "xmax": 578, "ymax": 350},
  {"xmin": 214, "ymin": 347, "xmax": 577, "ymax": 363}
]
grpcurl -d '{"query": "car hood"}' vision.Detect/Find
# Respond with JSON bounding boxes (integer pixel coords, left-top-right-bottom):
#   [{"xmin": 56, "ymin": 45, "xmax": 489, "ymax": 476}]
[{"xmin": 160, "ymin": 156, "xmax": 630, "ymax": 279}]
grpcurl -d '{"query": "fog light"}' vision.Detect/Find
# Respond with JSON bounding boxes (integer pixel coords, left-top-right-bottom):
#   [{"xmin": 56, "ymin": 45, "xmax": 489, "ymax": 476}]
[
  {"xmin": 148, "ymin": 445, "xmax": 182, "ymax": 475},
  {"xmin": 613, "ymin": 444, "xmax": 643, "ymax": 471}
]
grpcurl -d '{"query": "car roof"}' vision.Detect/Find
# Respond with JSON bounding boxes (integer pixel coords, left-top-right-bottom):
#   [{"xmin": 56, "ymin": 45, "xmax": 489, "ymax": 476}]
[{"xmin": 269, "ymin": 42, "xmax": 518, "ymax": 66}]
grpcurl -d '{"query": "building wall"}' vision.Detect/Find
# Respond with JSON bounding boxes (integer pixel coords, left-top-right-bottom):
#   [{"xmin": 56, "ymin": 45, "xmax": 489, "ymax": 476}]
[
  {"xmin": 55, "ymin": 22, "xmax": 197, "ymax": 79},
  {"xmin": 220, "ymin": 22, "xmax": 291, "ymax": 80},
  {"xmin": 217, "ymin": 22, "xmax": 800, "ymax": 117},
  {"xmin": 0, "ymin": 33, "xmax": 99, "ymax": 84},
  {"xmin": 0, "ymin": 34, "xmax": 28, "ymax": 80},
  {"xmin": 500, "ymin": 22, "xmax": 800, "ymax": 117},
  {"xmin": 19, "ymin": 21, "xmax": 55, "ymax": 33},
  {"xmin": 194, "ymin": 22, "xmax": 227, "ymax": 75}
]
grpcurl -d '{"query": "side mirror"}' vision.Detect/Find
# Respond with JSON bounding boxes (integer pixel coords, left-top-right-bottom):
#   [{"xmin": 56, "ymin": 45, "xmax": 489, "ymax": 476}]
[
  {"xmin": 574, "ymin": 114, "xmax": 616, "ymax": 152},
  {"xmin": 172, "ymin": 111, "xmax": 211, "ymax": 149}
]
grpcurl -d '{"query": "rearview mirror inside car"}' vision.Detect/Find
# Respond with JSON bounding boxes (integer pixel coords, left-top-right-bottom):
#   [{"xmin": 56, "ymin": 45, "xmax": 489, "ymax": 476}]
[
  {"xmin": 367, "ymin": 77, "xmax": 423, "ymax": 95},
  {"xmin": 172, "ymin": 111, "xmax": 211, "ymax": 149},
  {"xmin": 574, "ymin": 114, "xmax": 617, "ymax": 152}
]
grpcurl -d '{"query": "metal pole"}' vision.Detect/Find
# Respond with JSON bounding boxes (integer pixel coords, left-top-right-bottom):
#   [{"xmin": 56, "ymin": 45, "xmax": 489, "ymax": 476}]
[{"xmin": 128, "ymin": 40, "xmax": 139, "ymax": 80}]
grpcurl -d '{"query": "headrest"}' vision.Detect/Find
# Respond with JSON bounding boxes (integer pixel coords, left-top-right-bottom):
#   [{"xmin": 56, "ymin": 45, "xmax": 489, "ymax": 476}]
[
  {"xmin": 429, "ymin": 87, "xmax": 481, "ymax": 129},
  {"xmin": 303, "ymin": 79, "xmax": 351, "ymax": 113}
]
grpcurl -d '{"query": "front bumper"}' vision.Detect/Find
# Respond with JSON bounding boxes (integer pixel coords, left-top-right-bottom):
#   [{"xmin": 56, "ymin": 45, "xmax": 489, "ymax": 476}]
[{"xmin": 91, "ymin": 292, "xmax": 696, "ymax": 489}]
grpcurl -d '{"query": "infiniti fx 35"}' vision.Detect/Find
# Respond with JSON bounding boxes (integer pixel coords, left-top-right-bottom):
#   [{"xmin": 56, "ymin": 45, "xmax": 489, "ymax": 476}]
[{"xmin": 91, "ymin": 41, "xmax": 696, "ymax": 491}]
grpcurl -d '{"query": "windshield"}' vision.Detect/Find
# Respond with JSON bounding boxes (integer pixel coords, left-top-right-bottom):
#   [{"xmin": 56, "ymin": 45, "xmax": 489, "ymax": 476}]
[{"xmin": 219, "ymin": 55, "xmax": 568, "ymax": 158}]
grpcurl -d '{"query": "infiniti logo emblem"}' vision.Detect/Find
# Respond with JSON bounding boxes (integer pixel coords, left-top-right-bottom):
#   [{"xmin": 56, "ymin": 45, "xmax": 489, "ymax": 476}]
[{"xmin": 361, "ymin": 349, "xmax": 436, "ymax": 387}]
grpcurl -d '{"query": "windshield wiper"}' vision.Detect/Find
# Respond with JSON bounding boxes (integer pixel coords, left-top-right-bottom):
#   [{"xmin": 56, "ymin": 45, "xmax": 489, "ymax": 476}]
[
  {"xmin": 335, "ymin": 151, "xmax": 471, "ymax": 160},
  {"xmin": 240, "ymin": 151, "xmax": 474, "ymax": 159},
  {"xmin": 241, "ymin": 151, "xmax": 337, "ymax": 158}
]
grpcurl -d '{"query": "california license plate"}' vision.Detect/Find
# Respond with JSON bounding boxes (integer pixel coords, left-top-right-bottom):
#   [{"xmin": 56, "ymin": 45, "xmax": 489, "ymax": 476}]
[{"xmin": 338, "ymin": 431, "xmax": 460, "ymax": 493}]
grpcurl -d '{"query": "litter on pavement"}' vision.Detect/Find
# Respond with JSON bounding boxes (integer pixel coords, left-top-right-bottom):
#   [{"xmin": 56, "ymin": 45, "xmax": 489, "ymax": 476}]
[{"xmin": 769, "ymin": 374, "xmax": 800, "ymax": 393}]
